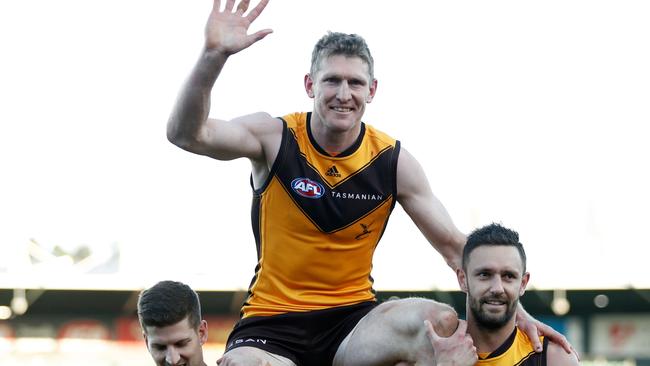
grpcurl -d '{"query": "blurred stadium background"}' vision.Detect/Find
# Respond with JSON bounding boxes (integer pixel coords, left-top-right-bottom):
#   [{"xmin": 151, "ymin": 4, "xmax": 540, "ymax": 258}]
[{"xmin": 0, "ymin": 239, "xmax": 648, "ymax": 365}]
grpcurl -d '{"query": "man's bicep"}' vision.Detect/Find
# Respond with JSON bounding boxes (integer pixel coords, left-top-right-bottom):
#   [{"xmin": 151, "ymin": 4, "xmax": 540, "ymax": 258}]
[
  {"xmin": 396, "ymin": 148, "xmax": 455, "ymax": 235},
  {"xmin": 396, "ymin": 149, "xmax": 465, "ymax": 269},
  {"xmin": 195, "ymin": 112, "xmax": 279, "ymax": 161}
]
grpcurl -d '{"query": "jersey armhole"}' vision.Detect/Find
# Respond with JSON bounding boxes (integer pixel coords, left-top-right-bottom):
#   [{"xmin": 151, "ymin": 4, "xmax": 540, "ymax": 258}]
[
  {"xmin": 389, "ymin": 140, "xmax": 401, "ymax": 210},
  {"xmin": 540, "ymin": 336, "xmax": 549, "ymax": 366},
  {"xmin": 250, "ymin": 118, "xmax": 288, "ymax": 195}
]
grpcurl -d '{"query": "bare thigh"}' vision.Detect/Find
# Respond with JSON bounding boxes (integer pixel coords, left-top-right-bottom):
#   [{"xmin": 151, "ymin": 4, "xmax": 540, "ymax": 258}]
[
  {"xmin": 218, "ymin": 346, "xmax": 297, "ymax": 366},
  {"xmin": 333, "ymin": 298, "xmax": 458, "ymax": 366}
]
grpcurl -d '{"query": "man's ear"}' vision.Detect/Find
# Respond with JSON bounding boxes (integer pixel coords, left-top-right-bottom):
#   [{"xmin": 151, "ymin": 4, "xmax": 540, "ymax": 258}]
[
  {"xmin": 198, "ymin": 320, "xmax": 208, "ymax": 345},
  {"xmin": 457, "ymin": 268, "xmax": 468, "ymax": 293},
  {"xmin": 520, "ymin": 272, "xmax": 530, "ymax": 296},
  {"xmin": 366, "ymin": 78, "xmax": 378, "ymax": 103},
  {"xmin": 304, "ymin": 73, "xmax": 315, "ymax": 98},
  {"xmin": 142, "ymin": 331, "xmax": 150, "ymax": 350}
]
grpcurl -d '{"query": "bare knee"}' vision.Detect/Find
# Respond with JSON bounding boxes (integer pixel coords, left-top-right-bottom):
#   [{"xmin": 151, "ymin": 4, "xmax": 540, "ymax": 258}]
[
  {"xmin": 398, "ymin": 298, "xmax": 458, "ymax": 338},
  {"xmin": 377, "ymin": 298, "xmax": 458, "ymax": 337},
  {"xmin": 427, "ymin": 306, "xmax": 458, "ymax": 338}
]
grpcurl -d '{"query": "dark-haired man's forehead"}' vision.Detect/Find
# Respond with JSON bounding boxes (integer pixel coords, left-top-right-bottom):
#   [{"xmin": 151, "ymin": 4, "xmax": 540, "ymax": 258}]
[
  {"xmin": 467, "ymin": 245, "xmax": 524, "ymax": 273},
  {"xmin": 144, "ymin": 315, "xmax": 195, "ymax": 333},
  {"xmin": 144, "ymin": 317, "xmax": 197, "ymax": 341}
]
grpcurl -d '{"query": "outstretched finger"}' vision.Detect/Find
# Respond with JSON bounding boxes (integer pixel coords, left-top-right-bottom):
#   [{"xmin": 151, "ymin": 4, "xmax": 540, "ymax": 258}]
[
  {"xmin": 212, "ymin": 0, "xmax": 221, "ymax": 13},
  {"xmin": 246, "ymin": 0, "xmax": 270, "ymax": 23},
  {"xmin": 224, "ymin": 0, "xmax": 236, "ymax": 12},
  {"xmin": 236, "ymin": 0, "xmax": 250, "ymax": 14}
]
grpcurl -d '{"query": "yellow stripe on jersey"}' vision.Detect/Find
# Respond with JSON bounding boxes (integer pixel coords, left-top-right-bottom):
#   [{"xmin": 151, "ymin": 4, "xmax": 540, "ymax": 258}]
[{"xmin": 477, "ymin": 328, "xmax": 547, "ymax": 366}]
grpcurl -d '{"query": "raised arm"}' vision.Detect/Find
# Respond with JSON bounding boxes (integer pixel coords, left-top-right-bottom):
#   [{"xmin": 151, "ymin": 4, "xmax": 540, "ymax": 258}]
[
  {"xmin": 167, "ymin": 0, "xmax": 277, "ymax": 162},
  {"xmin": 395, "ymin": 147, "xmax": 466, "ymax": 272}
]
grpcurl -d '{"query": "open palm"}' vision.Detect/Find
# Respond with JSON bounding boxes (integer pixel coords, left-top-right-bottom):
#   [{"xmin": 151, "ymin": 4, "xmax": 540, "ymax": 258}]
[{"xmin": 205, "ymin": 0, "xmax": 272, "ymax": 55}]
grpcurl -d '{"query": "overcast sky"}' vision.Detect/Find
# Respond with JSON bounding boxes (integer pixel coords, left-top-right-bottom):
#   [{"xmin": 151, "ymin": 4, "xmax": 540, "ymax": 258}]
[{"xmin": 1, "ymin": 0, "xmax": 649, "ymax": 291}]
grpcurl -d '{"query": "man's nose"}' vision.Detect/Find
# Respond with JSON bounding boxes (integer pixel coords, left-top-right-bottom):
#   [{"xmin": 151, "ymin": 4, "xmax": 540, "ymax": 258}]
[
  {"xmin": 489, "ymin": 277, "xmax": 505, "ymax": 294},
  {"xmin": 165, "ymin": 346, "xmax": 181, "ymax": 365},
  {"xmin": 336, "ymin": 81, "xmax": 352, "ymax": 101}
]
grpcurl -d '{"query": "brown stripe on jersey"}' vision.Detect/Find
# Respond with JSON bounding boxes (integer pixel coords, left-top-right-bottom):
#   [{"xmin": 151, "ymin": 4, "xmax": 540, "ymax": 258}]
[{"xmin": 275, "ymin": 131, "xmax": 396, "ymax": 233}]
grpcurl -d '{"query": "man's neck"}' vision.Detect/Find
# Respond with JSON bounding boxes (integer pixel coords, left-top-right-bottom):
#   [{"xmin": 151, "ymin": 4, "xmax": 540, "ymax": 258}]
[
  {"xmin": 309, "ymin": 113, "xmax": 361, "ymax": 155},
  {"xmin": 467, "ymin": 316, "xmax": 517, "ymax": 354}
]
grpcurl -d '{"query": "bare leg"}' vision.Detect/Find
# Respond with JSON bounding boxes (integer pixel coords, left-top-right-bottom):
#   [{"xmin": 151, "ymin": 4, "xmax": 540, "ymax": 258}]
[
  {"xmin": 218, "ymin": 346, "xmax": 297, "ymax": 366},
  {"xmin": 333, "ymin": 298, "xmax": 458, "ymax": 366}
]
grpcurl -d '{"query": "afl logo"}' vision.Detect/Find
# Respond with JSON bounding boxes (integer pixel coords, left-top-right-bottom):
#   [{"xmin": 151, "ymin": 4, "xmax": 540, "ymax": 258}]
[{"xmin": 291, "ymin": 178, "xmax": 325, "ymax": 199}]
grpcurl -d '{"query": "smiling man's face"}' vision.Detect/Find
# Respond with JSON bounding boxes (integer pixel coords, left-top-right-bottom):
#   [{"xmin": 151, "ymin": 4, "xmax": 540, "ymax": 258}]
[
  {"xmin": 144, "ymin": 316, "xmax": 207, "ymax": 366},
  {"xmin": 462, "ymin": 245, "xmax": 529, "ymax": 330}
]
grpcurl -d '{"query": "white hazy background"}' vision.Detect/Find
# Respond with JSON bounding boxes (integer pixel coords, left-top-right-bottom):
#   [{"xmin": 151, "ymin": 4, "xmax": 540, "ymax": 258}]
[{"xmin": 1, "ymin": 0, "xmax": 649, "ymax": 291}]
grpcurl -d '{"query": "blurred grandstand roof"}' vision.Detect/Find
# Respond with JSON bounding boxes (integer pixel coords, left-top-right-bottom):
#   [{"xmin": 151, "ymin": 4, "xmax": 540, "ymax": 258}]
[{"xmin": 0, "ymin": 288, "xmax": 648, "ymax": 318}]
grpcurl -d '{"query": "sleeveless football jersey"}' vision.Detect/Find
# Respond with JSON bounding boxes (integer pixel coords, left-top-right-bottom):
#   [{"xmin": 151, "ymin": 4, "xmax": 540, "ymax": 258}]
[
  {"xmin": 241, "ymin": 112, "xmax": 400, "ymax": 318},
  {"xmin": 477, "ymin": 328, "xmax": 548, "ymax": 366}
]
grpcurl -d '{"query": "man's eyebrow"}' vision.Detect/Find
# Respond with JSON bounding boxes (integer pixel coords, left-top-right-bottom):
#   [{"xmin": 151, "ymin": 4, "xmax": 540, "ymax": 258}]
[{"xmin": 472, "ymin": 266, "xmax": 493, "ymax": 273}]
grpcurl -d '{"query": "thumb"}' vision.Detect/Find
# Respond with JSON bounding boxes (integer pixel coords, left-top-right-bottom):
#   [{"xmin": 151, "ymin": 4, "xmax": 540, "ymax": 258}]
[
  {"xmin": 424, "ymin": 320, "xmax": 440, "ymax": 342},
  {"xmin": 453, "ymin": 319, "xmax": 468, "ymax": 337},
  {"xmin": 246, "ymin": 29, "xmax": 273, "ymax": 46}
]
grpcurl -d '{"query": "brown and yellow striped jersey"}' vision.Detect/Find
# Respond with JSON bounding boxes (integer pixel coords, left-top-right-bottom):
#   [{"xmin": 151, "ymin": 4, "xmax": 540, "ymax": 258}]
[
  {"xmin": 241, "ymin": 112, "xmax": 400, "ymax": 318},
  {"xmin": 477, "ymin": 328, "xmax": 548, "ymax": 366}
]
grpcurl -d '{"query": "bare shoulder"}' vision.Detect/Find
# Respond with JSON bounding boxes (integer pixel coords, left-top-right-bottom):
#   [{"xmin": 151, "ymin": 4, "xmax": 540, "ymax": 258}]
[
  {"xmin": 396, "ymin": 146, "xmax": 417, "ymax": 168},
  {"xmin": 396, "ymin": 146, "xmax": 430, "ymax": 199},
  {"xmin": 233, "ymin": 112, "xmax": 283, "ymax": 164},
  {"xmin": 192, "ymin": 111, "xmax": 283, "ymax": 162},
  {"xmin": 547, "ymin": 341, "xmax": 580, "ymax": 365},
  {"xmin": 230, "ymin": 111, "xmax": 283, "ymax": 135}
]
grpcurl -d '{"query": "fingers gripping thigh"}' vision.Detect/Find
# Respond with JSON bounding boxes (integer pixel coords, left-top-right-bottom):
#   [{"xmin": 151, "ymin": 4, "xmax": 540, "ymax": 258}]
[
  {"xmin": 334, "ymin": 298, "xmax": 458, "ymax": 365},
  {"xmin": 219, "ymin": 346, "xmax": 297, "ymax": 366}
]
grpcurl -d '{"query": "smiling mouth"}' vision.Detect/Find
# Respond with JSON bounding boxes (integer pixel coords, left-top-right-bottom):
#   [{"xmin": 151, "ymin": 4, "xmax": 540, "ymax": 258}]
[
  {"xmin": 331, "ymin": 107, "xmax": 353, "ymax": 112},
  {"xmin": 482, "ymin": 298, "xmax": 507, "ymax": 306}
]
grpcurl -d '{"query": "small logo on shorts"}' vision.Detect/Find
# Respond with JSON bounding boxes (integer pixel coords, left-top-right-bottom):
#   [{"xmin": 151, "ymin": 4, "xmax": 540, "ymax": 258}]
[
  {"xmin": 227, "ymin": 338, "xmax": 268, "ymax": 349},
  {"xmin": 291, "ymin": 178, "xmax": 325, "ymax": 199}
]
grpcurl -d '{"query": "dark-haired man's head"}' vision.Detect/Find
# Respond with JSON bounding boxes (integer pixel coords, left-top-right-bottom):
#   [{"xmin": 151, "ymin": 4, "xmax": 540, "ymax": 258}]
[
  {"xmin": 458, "ymin": 223, "xmax": 530, "ymax": 331},
  {"xmin": 138, "ymin": 280, "xmax": 207, "ymax": 366}
]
